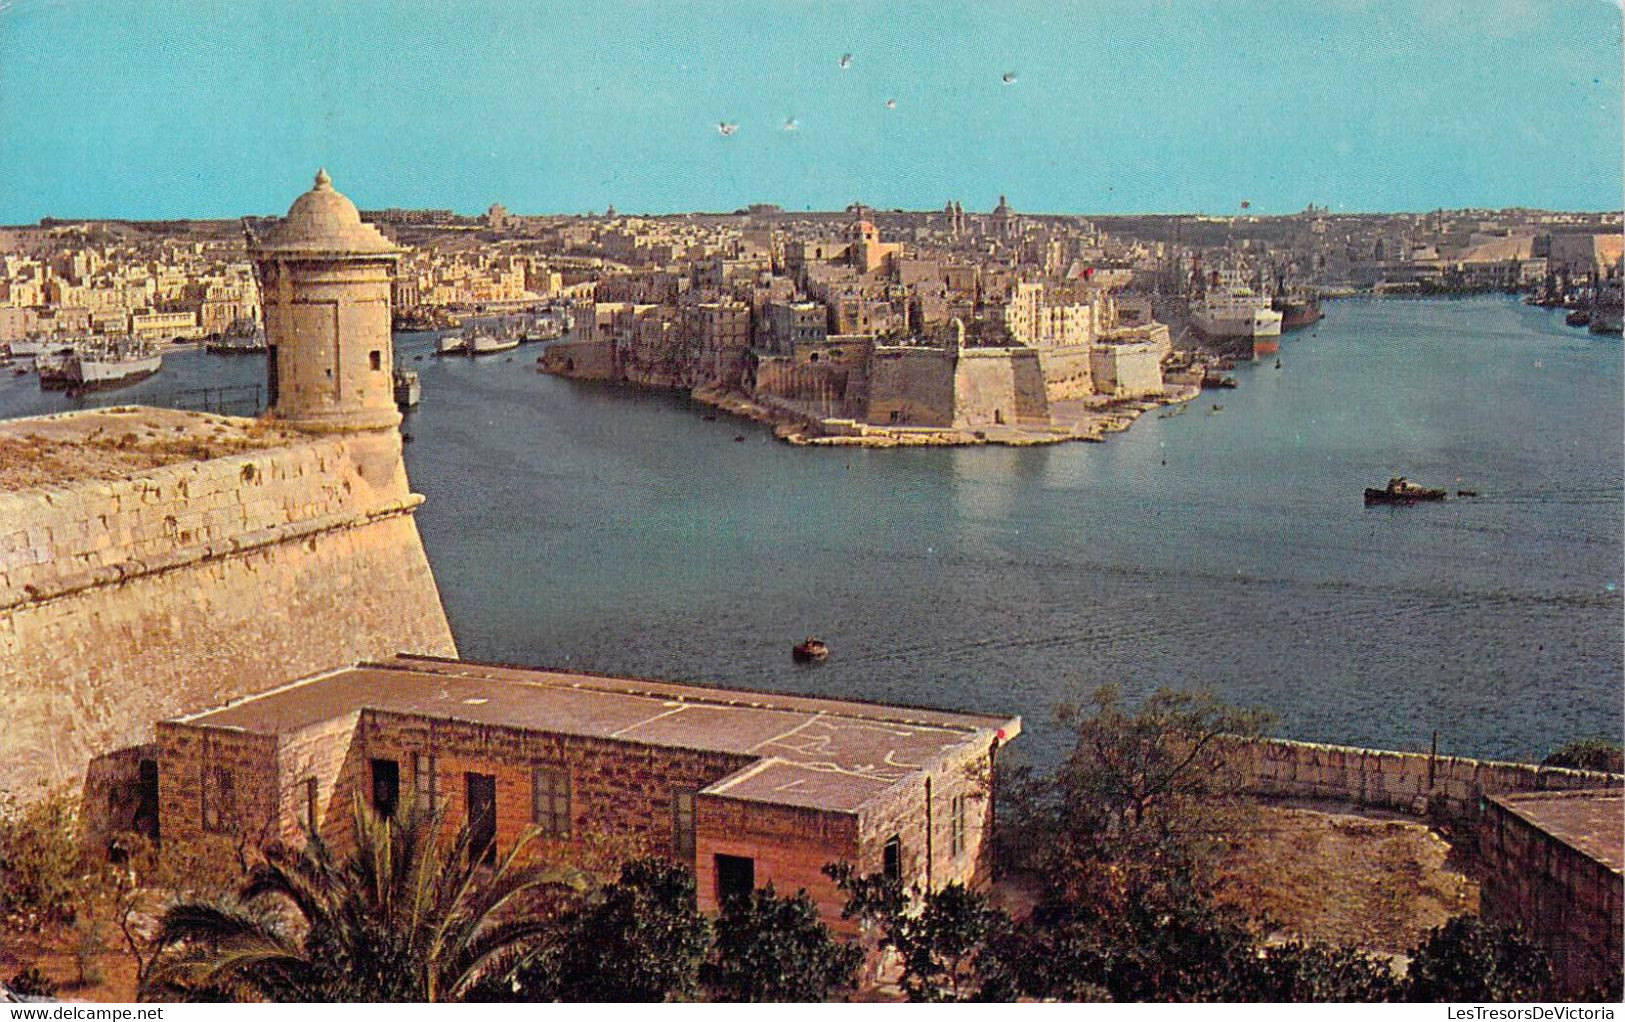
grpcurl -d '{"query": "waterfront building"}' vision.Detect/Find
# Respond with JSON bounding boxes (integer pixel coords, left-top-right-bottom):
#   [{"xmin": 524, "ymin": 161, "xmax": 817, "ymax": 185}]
[{"xmin": 153, "ymin": 655, "xmax": 1019, "ymax": 931}]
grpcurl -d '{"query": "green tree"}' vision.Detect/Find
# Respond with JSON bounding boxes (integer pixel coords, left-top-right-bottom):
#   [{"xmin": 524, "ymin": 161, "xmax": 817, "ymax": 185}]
[
  {"xmin": 826, "ymin": 865, "xmax": 1018, "ymax": 1002},
  {"xmin": 0, "ymin": 789, "xmax": 87, "ymax": 926},
  {"xmin": 1405, "ymin": 916, "xmax": 1554, "ymax": 1002},
  {"xmin": 1247, "ymin": 941, "xmax": 1401, "ymax": 1002},
  {"xmin": 702, "ymin": 883, "xmax": 862, "ymax": 1002},
  {"xmin": 1542, "ymin": 739, "xmax": 1623, "ymax": 775},
  {"xmin": 516, "ymin": 857, "xmax": 710, "ymax": 1002},
  {"xmin": 145, "ymin": 797, "xmax": 583, "ymax": 1002}
]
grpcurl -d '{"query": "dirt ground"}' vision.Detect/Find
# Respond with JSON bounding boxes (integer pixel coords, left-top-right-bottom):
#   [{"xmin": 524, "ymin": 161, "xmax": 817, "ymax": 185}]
[
  {"xmin": 0, "ymin": 921, "xmax": 141, "ymax": 1002},
  {"xmin": 1211, "ymin": 802, "xmax": 1479, "ymax": 955}
]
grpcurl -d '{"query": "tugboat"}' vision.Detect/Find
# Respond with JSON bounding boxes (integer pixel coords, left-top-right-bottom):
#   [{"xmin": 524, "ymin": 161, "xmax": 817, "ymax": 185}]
[
  {"xmin": 1364, "ymin": 477, "xmax": 1447, "ymax": 506},
  {"xmin": 791, "ymin": 637, "xmax": 829, "ymax": 663}
]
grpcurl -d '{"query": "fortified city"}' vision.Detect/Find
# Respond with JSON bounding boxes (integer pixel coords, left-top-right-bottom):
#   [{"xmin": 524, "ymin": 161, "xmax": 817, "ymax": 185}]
[{"xmin": 0, "ymin": 0, "xmax": 1620, "ymax": 1010}]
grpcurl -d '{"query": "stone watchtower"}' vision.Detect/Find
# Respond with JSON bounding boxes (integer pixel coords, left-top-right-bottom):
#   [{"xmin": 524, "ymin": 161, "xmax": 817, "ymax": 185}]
[{"xmin": 251, "ymin": 169, "xmax": 401, "ymax": 433}]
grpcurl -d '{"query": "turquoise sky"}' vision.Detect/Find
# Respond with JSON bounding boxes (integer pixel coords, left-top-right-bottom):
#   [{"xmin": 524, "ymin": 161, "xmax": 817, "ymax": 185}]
[{"xmin": 0, "ymin": 0, "xmax": 1620, "ymax": 221}]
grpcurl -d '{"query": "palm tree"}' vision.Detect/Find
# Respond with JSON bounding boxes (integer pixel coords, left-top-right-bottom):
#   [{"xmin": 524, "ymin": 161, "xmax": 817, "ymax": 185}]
[{"xmin": 144, "ymin": 796, "xmax": 584, "ymax": 1002}]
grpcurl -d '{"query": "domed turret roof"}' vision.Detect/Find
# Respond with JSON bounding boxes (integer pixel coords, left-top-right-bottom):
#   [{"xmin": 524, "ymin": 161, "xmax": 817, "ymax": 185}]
[{"xmin": 254, "ymin": 169, "xmax": 399, "ymax": 256}]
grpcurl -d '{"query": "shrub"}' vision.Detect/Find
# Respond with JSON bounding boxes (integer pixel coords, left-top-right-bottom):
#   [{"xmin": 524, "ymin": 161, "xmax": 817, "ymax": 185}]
[
  {"xmin": 1542, "ymin": 739, "xmax": 1623, "ymax": 775},
  {"xmin": 0, "ymin": 789, "xmax": 86, "ymax": 926},
  {"xmin": 7, "ymin": 965, "xmax": 59, "ymax": 998}
]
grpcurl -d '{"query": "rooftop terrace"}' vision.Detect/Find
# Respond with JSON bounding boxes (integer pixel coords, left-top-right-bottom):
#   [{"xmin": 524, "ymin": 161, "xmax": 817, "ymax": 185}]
[
  {"xmin": 1491, "ymin": 789, "xmax": 1624, "ymax": 872},
  {"xmin": 0, "ymin": 407, "xmax": 300, "ymax": 491},
  {"xmin": 177, "ymin": 655, "xmax": 1021, "ymax": 813}
]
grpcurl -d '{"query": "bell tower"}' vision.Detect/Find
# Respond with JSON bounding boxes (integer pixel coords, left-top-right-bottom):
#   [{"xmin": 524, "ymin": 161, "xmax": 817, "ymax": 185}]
[{"xmin": 250, "ymin": 169, "xmax": 402, "ymax": 433}]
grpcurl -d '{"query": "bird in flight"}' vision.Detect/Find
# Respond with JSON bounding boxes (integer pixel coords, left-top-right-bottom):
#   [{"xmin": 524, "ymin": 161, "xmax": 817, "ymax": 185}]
[
  {"xmin": 838, "ymin": 53, "xmax": 852, "ymax": 69},
  {"xmin": 717, "ymin": 122, "xmax": 738, "ymax": 136},
  {"xmin": 1001, "ymin": 71, "xmax": 1017, "ymax": 85}
]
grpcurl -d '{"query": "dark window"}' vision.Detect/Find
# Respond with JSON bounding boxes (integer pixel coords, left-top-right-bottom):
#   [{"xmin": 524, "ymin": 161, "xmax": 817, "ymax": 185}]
[
  {"xmin": 715, "ymin": 853, "xmax": 754, "ymax": 904},
  {"xmin": 369, "ymin": 349, "xmax": 382, "ymax": 371},
  {"xmin": 882, "ymin": 836, "xmax": 901, "ymax": 882},
  {"xmin": 950, "ymin": 795, "xmax": 967, "ymax": 858},
  {"xmin": 202, "ymin": 766, "xmax": 234, "ymax": 834},
  {"xmin": 266, "ymin": 345, "xmax": 279, "ymax": 406},
  {"xmin": 303, "ymin": 777, "xmax": 319, "ymax": 836},
  {"xmin": 134, "ymin": 759, "xmax": 159, "ymax": 842},
  {"xmin": 466, "ymin": 772, "xmax": 497, "ymax": 867},
  {"xmin": 370, "ymin": 758, "xmax": 400, "ymax": 820},
  {"xmin": 532, "ymin": 767, "xmax": 571, "ymax": 838},
  {"xmin": 672, "ymin": 789, "xmax": 696, "ymax": 861}
]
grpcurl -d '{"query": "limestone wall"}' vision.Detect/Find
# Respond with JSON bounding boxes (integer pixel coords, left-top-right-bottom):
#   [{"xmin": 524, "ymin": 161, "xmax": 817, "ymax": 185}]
[
  {"xmin": 1224, "ymin": 736, "xmax": 1621, "ymax": 820},
  {"xmin": 537, "ymin": 337, "xmax": 616, "ymax": 380},
  {"xmin": 695, "ymin": 797, "xmax": 859, "ymax": 930},
  {"xmin": 1035, "ymin": 344, "xmax": 1094, "ymax": 400},
  {"xmin": 1479, "ymin": 792, "xmax": 1623, "ymax": 996},
  {"xmin": 865, "ymin": 347, "xmax": 955, "ymax": 427},
  {"xmin": 0, "ymin": 417, "xmax": 457, "ymax": 797}
]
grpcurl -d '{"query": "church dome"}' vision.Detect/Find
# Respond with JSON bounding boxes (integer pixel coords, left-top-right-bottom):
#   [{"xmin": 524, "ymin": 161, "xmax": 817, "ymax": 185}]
[{"xmin": 256, "ymin": 169, "xmax": 399, "ymax": 256}]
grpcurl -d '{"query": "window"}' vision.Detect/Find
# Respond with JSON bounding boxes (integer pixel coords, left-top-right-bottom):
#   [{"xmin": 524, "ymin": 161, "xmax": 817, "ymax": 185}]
[
  {"xmin": 466, "ymin": 772, "xmax": 497, "ymax": 867},
  {"xmin": 882, "ymin": 835, "xmax": 901, "ymax": 882},
  {"xmin": 715, "ymin": 853, "xmax": 754, "ymax": 904},
  {"xmin": 303, "ymin": 777, "xmax": 319, "ymax": 836},
  {"xmin": 369, "ymin": 349, "xmax": 382, "ymax": 371},
  {"xmin": 202, "ymin": 766, "xmax": 234, "ymax": 834},
  {"xmin": 672, "ymin": 789, "xmax": 696, "ymax": 860},
  {"xmin": 370, "ymin": 758, "xmax": 400, "ymax": 820},
  {"xmin": 950, "ymin": 795, "xmax": 967, "ymax": 858},
  {"xmin": 134, "ymin": 759, "xmax": 159, "ymax": 842},
  {"xmin": 412, "ymin": 752, "xmax": 436, "ymax": 810},
  {"xmin": 532, "ymin": 766, "xmax": 571, "ymax": 838},
  {"xmin": 266, "ymin": 345, "xmax": 279, "ymax": 406}
]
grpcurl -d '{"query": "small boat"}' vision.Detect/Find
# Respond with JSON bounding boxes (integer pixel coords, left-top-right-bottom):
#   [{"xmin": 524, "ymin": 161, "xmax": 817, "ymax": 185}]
[
  {"xmin": 1274, "ymin": 358, "xmax": 1282, "ymax": 369},
  {"xmin": 1566, "ymin": 309, "xmax": 1591, "ymax": 328},
  {"xmin": 702, "ymin": 414, "xmax": 718, "ymax": 422},
  {"xmin": 733, "ymin": 434, "xmax": 745, "ymax": 442},
  {"xmin": 393, "ymin": 367, "xmax": 421, "ymax": 409},
  {"xmin": 1456, "ymin": 489, "xmax": 1479, "ymax": 497},
  {"xmin": 1209, "ymin": 403, "xmax": 1224, "ymax": 412},
  {"xmin": 1365, "ymin": 477, "xmax": 1447, "ymax": 505},
  {"xmin": 437, "ymin": 333, "xmax": 468, "ymax": 356},
  {"xmin": 792, "ymin": 637, "xmax": 829, "ymax": 663}
]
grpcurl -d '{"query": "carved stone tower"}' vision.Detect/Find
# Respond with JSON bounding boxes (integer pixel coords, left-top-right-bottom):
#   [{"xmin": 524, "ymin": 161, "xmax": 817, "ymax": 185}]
[{"xmin": 251, "ymin": 169, "xmax": 402, "ymax": 433}]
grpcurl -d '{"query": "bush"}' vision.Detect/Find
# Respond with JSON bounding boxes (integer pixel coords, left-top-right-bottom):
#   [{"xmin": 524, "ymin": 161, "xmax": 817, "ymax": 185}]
[
  {"xmin": 703, "ymin": 884, "xmax": 861, "ymax": 1002},
  {"xmin": 7, "ymin": 965, "xmax": 59, "ymax": 998},
  {"xmin": 0, "ymin": 789, "xmax": 86, "ymax": 926},
  {"xmin": 1542, "ymin": 739, "xmax": 1623, "ymax": 775},
  {"xmin": 1405, "ymin": 916, "xmax": 1554, "ymax": 1002}
]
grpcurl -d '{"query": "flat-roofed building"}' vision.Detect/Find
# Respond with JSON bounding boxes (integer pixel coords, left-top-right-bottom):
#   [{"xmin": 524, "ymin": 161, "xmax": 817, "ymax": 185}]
[
  {"xmin": 1480, "ymin": 789, "xmax": 1623, "ymax": 996},
  {"xmin": 154, "ymin": 655, "xmax": 1020, "ymax": 931}
]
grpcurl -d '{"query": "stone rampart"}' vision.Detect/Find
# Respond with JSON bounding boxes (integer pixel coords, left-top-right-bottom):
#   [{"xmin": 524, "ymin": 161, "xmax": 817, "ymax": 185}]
[
  {"xmin": 0, "ymin": 410, "xmax": 457, "ymax": 797},
  {"xmin": 1224, "ymin": 736, "xmax": 1621, "ymax": 820}
]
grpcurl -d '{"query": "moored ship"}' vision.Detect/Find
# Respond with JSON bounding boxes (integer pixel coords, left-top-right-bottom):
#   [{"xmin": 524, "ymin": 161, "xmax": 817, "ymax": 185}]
[
  {"xmin": 1190, "ymin": 284, "xmax": 1283, "ymax": 358},
  {"xmin": 394, "ymin": 306, "xmax": 461, "ymax": 332},
  {"xmin": 1273, "ymin": 293, "xmax": 1324, "ymax": 330},
  {"xmin": 38, "ymin": 339, "xmax": 164, "ymax": 391}
]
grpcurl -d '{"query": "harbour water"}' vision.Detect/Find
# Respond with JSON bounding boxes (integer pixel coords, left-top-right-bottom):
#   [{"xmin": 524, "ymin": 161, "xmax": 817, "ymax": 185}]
[{"xmin": 3, "ymin": 296, "xmax": 1619, "ymax": 766}]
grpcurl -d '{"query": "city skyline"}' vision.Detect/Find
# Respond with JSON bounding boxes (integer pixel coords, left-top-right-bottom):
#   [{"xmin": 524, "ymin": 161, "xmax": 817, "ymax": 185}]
[{"xmin": 1, "ymin": 0, "xmax": 1621, "ymax": 222}]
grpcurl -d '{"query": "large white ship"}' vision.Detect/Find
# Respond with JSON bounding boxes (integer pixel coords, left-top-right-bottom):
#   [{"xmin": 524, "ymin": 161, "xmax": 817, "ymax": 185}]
[
  {"xmin": 1188, "ymin": 272, "xmax": 1284, "ymax": 356},
  {"xmin": 36, "ymin": 338, "xmax": 163, "ymax": 390}
]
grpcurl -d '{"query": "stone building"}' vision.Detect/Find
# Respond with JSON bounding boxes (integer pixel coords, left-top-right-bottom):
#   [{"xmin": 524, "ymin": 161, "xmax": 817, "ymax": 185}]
[
  {"xmin": 154, "ymin": 655, "xmax": 1019, "ymax": 932},
  {"xmin": 1479, "ymin": 789, "xmax": 1623, "ymax": 996}
]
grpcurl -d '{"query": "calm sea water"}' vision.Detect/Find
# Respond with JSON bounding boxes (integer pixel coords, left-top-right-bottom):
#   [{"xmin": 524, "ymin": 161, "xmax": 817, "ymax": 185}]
[{"xmin": 4, "ymin": 296, "xmax": 1620, "ymax": 766}]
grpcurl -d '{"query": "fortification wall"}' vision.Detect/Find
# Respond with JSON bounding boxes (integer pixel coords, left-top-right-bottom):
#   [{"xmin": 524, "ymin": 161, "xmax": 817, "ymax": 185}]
[
  {"xmin": 0, "ymin": 416, "xmax": 457, "ymax": 797},
  {"xmin": 1035, "ymin": 344, "xmax": 1094, "ymax": 401},
  {"xmin": 1225, "ymin": 736, "xmax": 1621, "ymax": 820},
  {"xmin": 865, "ymin": 347, "xmax": 954, "ymax": 427},
  {"xmin": 537, "ymin": 337, "xmax": 616, "ymax": 380}
]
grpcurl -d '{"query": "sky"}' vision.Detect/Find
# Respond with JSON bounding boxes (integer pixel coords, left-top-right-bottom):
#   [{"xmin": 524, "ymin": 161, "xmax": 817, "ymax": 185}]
[{"xmin": 0, "ymin": 0, "xmax": 1620, "ymax": 221}]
